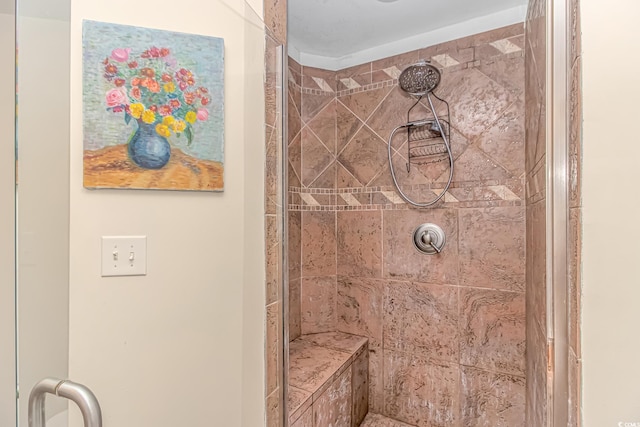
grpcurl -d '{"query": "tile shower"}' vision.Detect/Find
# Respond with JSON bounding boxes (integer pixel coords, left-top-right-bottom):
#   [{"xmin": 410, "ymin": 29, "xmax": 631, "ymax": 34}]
[{"xmin": 287, "ymin": 24, "xmax": 528, "ymax": 426}]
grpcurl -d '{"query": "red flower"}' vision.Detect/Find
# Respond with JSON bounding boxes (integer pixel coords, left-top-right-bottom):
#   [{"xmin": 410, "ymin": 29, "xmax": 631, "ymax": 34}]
[
  {"xmin": 199, "ymin": 87, "xmax": 208, "ymax": 94},
  {"xmin": 141, "ymin": 51, "xmax": 150, "ymax": 59},
  {"xmin": 160, "ymin": 48, "xmax": 170, "ymax": 57},
  {"xmin": 131, "ymin": 77, "xmax": 141, "ymax": 86},
  {"xmin": 103, "ymin": 57, "xmax": 109, "ymax": 65},
  {"xmin": 105, "ymin": 64, "xmax": 118, "ymax": 75},
  {"xmin": 114, "ymin": 78, "xmax": 125, "ymax": 87},
  {"xmin": 161, "ymin": 73, "xmax": 173, "ymax": 82},
  {"xmin": 112, "ymin": 106, "xmax": 124, "ymax": 113},
  {"xmin": 128, "ymin": 61, "xmax": 138, "ymax": 69},
  {"xmin": 149, "ymin": 47, "xmax": 160, "ymax": 58},
  {"xmin": 149, "ymin": 105, "xmax": 157, "ymax": 112},
  {"xmin": 201, "ymin": 96, "xmax": 210, "ymax": 106},
  {"xmin": 159, "ymin": 105, "xmax": 173, "ymax": 116},
  {"xmin": 146, "ymin": 79, "xmax": 161, "ymax": 93},
  {"xmin": 184, "ymin": 92, "xmax": 196, "ymax": 105},
  {"xmin": 169, "ymin": 99, "xmax": 181, "ymax": 109},
  {"xmin": 140, "ymin": 68, "xmax": 155, "ymax": 78}
]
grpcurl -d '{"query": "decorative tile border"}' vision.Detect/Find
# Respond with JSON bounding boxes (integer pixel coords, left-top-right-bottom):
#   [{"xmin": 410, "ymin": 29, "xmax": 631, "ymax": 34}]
[{"xmin": 288, "ymin": 179, "xmax": 524, "ymax": 211}]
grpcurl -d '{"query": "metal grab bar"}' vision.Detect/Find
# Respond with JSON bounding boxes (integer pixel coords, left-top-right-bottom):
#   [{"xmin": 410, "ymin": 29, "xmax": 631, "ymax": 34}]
[{"xmin": 28, "ymin": 378, "xmax": 102, "ymax": 427}]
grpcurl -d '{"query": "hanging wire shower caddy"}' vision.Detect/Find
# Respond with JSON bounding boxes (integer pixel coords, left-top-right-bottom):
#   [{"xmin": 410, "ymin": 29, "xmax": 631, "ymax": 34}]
[{"xmin": 388, "ymin": 60, "xmax": 454, "ymax": 207}]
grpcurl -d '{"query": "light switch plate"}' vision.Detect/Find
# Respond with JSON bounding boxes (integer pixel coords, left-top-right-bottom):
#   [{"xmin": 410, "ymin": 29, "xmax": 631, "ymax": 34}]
[{"xmin": 101, "ymin": 236, "xmax": 147, "ymax": 277}]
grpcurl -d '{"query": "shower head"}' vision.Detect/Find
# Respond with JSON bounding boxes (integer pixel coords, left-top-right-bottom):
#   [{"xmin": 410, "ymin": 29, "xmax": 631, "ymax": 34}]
[{"xmin": 398, "ymin": 61, "xmax": 441, "ymax": 97}]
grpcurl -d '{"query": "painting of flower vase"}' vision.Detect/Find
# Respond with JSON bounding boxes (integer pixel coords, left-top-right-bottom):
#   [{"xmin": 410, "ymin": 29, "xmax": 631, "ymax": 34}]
[{"xmin": 82, "ymin": 20, "xmax": 225, "ymax": 191}]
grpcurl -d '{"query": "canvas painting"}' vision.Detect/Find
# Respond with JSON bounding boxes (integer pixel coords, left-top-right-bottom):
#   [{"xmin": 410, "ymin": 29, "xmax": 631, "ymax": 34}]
[{"xmin": 82, "ymin": 20, "xmax": 225, "ymax": 191}]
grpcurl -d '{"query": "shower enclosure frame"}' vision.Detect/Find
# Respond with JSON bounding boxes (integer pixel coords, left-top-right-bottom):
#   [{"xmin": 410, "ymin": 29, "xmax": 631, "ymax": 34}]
[
  {"xmin": 547, "ymin": 0, "xmax": 571, "ymax": 424},
  {"xmin": 277, "ymin": 0, "xmax": 576, "ymax": 426}
]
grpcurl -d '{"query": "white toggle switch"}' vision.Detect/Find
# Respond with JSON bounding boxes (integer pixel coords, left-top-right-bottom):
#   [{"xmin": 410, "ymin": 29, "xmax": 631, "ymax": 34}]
[{"xmin": 101, "ymin": 236, "xmax": 147, "ymax": 277}]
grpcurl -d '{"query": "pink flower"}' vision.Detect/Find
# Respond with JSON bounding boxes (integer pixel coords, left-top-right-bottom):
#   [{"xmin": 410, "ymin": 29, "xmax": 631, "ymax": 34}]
[
  {"xmin": 196, "ymin": 108, "xmax": 209, "ymax": 121},
  {"xmin": 105, "ymin": 88, "xmax": 127, "ymax": 107},
  {"xmin": 111, "ymin": 48, "xmax": 131, "ymax": 63}
]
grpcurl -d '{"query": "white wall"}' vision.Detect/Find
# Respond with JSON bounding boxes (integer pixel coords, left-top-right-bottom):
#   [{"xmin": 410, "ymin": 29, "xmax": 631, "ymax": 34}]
[
  {"xmin": 0, "ymin": 10, "xmax": 16, "ymax": 427},
  {"xmin": 67, "ymin": 1, "xmax": 265, "ymax": 426},
  {"xmin": 582, "ymin": 1, "xmax": 640, "ymax": 425}
]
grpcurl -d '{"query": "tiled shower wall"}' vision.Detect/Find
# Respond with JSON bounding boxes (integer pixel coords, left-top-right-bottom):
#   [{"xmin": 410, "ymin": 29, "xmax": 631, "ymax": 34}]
[
  {"xmin": 524, "ymin": 0, "xmax": 549, "ymax": 425},
  {"xmin": 288, "ymin": 24, "xmax": 527, "ymax": 426},
  {"xmin": 264, "ymin": 0, "xmax": 286, "ymax": 426},
  {"xmin": 568, "ymin": 1, "xmax": 583, "ymax": 425}
]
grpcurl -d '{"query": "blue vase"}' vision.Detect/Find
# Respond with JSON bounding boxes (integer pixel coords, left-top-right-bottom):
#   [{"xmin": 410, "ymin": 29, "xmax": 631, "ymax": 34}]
[{"xmin": 128, "ymin": 121, "xmax": 171, "ymax": 169}]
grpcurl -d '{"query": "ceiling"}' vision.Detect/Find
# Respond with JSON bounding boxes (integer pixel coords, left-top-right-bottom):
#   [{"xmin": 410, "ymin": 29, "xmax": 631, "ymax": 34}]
[{"xmin": 289, "ymin": 0, "xmax": 528, "ymax": 69}]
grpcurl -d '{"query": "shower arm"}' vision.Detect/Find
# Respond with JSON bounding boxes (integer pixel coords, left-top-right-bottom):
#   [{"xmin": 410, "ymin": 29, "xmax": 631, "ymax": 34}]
[{"xmin": 28, "ymin": 378, "xmax": 102, "ymax": 427}]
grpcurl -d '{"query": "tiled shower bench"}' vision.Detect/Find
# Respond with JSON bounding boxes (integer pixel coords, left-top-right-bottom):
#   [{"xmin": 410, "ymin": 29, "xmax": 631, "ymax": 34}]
[{"xmin": 288, "ymin": 332, "xmax": 369, "ymax": 426}]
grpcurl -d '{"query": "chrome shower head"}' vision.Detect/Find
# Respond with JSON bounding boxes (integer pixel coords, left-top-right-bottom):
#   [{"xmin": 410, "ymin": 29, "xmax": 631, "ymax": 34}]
[{"xmin": 398, "ymin": 61, "xmax": 441, "ymax": 97}]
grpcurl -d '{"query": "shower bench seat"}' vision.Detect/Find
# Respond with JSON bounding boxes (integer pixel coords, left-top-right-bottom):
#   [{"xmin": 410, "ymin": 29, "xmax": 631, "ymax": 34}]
[{"xmin": 288, "ymin": 332, "xmax": 369, "ymax": 427}]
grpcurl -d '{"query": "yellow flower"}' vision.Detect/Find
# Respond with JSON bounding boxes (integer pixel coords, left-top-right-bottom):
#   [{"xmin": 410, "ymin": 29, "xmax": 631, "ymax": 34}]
[
  {"xmin": 162, "ymin": 116, "xmax": 175, "ymax": 126},
  {"xmin": 163, "ymin": 82, "xmax": 176, "ymax": 93},
  {"xmin": 173, "ymin": 120, "xmax": 186, "ymax": 133},
  {"xmin": 185, "ymin": 111, "xmax": 197, "ymax": 124},
  {"xmin": 129, "ymin": 103, "xmax": 144, "ymax": 119},
  {"xmin": 155, "ymin": 124, "xmax": 171, "ymax": 138},
  {"xmin": 141, "ymin": 110, "xmax": 156, "ymax": 124}
]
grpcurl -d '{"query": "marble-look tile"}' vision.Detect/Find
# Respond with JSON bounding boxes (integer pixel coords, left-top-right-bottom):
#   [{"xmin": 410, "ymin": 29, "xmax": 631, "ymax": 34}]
[
  {"xmin": 360, "ymin": 413, "xmax": 416, "ymax": 427},
  {"xmin": 478, "ymin": 55, "xmax": 524, "ymax": 96},
  {"xmin": 302, "ymin": 92, "xmax": 335, "ymax": 124},
  {"xmin": 383, "ymin": 280, "xmax": 458, "ymax": 362},
  {"xmin": 337, "ymin": 277, "xmax": 383, "ymax": 341},
  {"xmin": 289, "ymin": 90, "xmax": 302, "ymax": 139},
  {"xmin": 313, "ymin": 368, "xmax": 352, "ymax": 427},
  {"xmin": 302, "ymin": 66, "xmax": 337, "ymax": 92},
  {"xmin": 339, "ymin": 86, "xmax": 391, "ymax": 123},
  {"xmin": 436, "ymin": 68, "xmax": 513, "ymax": 141},
  {"xmin": 569, "ymin": 207, "xmax": 582, "ymax": 355},
  {"xmin": 301, "ymin": 211, "xmax": 336, "ymax": 277},
  {"xmin": 311, "ymin": 162, "xmax": 337, "ymax": 189},
  {"xmin": 352, "ymin": 346, "xmax": 370, "ymax": 427},
  {"xmin": 569, "ymin": 57, "xmax": 582, "ymax": 209},
  {"xmin": 336, "ymin": 101, "xmax": 364, "ymax": 154},
  {"xmin": 383, "ymin": 350, "xmax": 459, "ymax": 427},
  {"xmin": 338, "ymin": 126, "xmax": 389, "ymax": 186},
  {"xmin": 440, "ymin": 145, "xmax": 512, "ymax": 183},
  {"xmin": 289, "ymin": 132, "xmax": 302, "ymax": 186},
  {"xmin": 264, "ymin": 0, "xmax": 286, "ymax": 43},
  {"xmin": 525, "ymin": 273, "xmax": 548, "ymax": 427},
  {"xmin": 460, "ymin": 366, "xmax": 525, "ymax": 427},
  {"xmin": 382, "ymin": 209, "xmax": 458, "ymax": 285},
  {"xmin": 475, "ymin": 99, "xmax": 525, "ymax": 177},
  {"xmin": 368, "ymin": 340, "xmax": 384, "ymax": 414},
  {"xmin": 458, "ymin": 207, "xmax": 525, "ymax": 292},
  {"xmin": 301, "ymin": 276, "xmax": 337, "ymax": 334},
  {"xmin": 289, "ymin": 211, "xmax": 301, "ymax": 280},
  {"xmin": 568, "ymin": 348, "xmax": 581, "ymax": 427},
  {"xmin": 291, "ymin": 405, "xmax": 313, "ymax": 427},
  {"xmin": 307, "ymin": 100, "xmax": 337, "ymax": 155},
  {"xmin": 289, "ymin": 386, "xmax": 312, "ymax": 425},
  {"xmin": 266, "ymin": 215, "xmax": 280, "ymax": 305},
  {"xmin": 299, "ymin": 331, "xmax": 367, "ymax": 355},
  {"xmin": 301, "ymin": 127, "xmax": 334, "ymax": 187},
  {"xmin": 267, "ymin": 387, "xmax": 282, "ymax": 427},
  {"xmin": 526, "ymin": 200, "xmax": 546, "ymax": 331},
  {"xmin": 289, "ymin": 339, "xmax": 351, "ymax": 393},
  {"xmin": 289, "ymin": 277, "xmax": 301, "ymax": 341},
  {"xmin": 459, "ymin": 288, "xmax": 525, "ymax": 376},
  {"xmin": 267, "ymin": 302, "xmax": 281, "ymax": 396},
  {"xmin": 337, "ymin": 210, "xmax": 383, "ymax": 277},
  {"xmin": 337, "ymin": 162, "xmax": 364, "ymax": 188},
  {"xmin": 337, "ymin": 62, "xmax": 372, "ymax": 89},
  {"xmin": 366, "ymin": 86, "xmax": 426, "ymax": 143}
]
